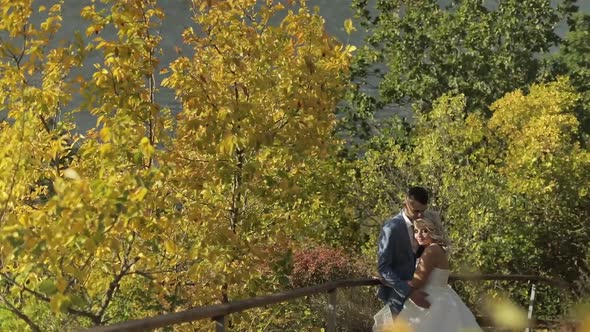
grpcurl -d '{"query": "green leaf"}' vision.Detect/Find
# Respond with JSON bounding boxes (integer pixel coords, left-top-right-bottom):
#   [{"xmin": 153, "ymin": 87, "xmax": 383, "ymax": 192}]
[{"xmin": 38, "ymin": 279, "xmax": 58, "ymax": 296}]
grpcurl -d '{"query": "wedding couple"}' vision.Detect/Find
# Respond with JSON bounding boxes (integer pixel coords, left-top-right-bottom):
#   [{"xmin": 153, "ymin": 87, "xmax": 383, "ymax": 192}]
[{"xmin": 373, "ymin": 186, "xmax": 482, "ymax": 332}]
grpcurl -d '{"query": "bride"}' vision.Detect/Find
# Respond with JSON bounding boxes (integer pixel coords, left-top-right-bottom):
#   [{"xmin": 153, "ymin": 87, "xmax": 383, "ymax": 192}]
[{"xmin": 373, "ymin": 215, "xmax": 483, "ymax": 332}]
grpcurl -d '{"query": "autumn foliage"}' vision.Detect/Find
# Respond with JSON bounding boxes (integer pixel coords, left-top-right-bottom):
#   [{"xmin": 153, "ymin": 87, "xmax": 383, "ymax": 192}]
[
  {"xmin": 0, "ymin": 0, "xmax": 352, "ymax": 330},
  {"xmin": 290, "ymin": 246, "xmax": 372, "ymax": 288},
  {"xmin": 1, "ymin": 0, "xmax": 589, "ymax": 331}
]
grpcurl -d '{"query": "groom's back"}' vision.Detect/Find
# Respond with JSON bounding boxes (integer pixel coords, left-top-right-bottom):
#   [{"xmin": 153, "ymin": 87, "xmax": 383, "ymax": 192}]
[
  {"xmin": 376, "ymin": 213, "xmax": 417, "ymax": 312},
  {"xmin": 379, "ymin": 214, "xmax": 415, "ymax": 277}
]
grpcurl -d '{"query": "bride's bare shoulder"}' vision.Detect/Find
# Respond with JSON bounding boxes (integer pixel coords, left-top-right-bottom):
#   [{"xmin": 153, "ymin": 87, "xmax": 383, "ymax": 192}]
[
  {"xmin": 423, "ymin": 244, "xmax": 449, "ymax": 268},
  {"xmin": 421, "ymin": 243, "xmax": 446, "ymax": 258}
]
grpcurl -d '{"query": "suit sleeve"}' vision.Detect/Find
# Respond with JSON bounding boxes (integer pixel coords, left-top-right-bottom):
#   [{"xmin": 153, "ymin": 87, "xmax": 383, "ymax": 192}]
[{"xmin": 377, "ymin": 223, "xmax": 412, "ymax": 299}]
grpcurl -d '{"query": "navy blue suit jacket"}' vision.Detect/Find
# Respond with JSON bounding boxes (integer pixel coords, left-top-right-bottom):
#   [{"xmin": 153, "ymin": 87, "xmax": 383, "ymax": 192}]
[{"xmin": 376, "ymin": 212, "xmax": 417, "ymax": 314}]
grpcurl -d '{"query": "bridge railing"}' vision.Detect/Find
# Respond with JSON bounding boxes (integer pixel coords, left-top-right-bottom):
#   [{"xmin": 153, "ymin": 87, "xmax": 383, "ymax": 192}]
[{"xmin": 85, "ymin": 274, "xmax": 568, "ymax": 332}]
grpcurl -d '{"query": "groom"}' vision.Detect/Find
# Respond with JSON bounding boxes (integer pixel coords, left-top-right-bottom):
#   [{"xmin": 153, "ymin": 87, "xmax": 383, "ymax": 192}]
[{"xmin": 377, "ymin": 186, "xmax": 431, "ymax": 316}]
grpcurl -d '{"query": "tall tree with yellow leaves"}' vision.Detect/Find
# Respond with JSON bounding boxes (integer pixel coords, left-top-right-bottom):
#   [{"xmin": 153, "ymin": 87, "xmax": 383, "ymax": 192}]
[
  {"xmin": 0, "ymin": 0, "xmax": 353, "ymax": 330},
  {"xmin": 0, "ymin": 0, "xmax": 177, "ymax": 329},
  {"xmin": 161, "ymin": 0, "xmax": 352, "ymax": 325}
]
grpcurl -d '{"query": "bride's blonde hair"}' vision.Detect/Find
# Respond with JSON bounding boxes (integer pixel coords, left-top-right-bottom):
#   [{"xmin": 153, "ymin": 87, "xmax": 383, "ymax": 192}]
[{"xmin": 414, "ymin": 210, "xmax": 450, "ymax": 250}]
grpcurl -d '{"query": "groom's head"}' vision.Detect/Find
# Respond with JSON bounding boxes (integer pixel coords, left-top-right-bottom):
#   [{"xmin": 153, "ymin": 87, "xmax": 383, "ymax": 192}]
[{"xmin": 403, "ymin": 186, "xmax": 429, "ymax": 221}]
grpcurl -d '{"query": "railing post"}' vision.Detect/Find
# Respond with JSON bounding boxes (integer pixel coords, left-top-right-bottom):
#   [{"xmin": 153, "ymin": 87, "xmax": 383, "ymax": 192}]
[
  {"xmin": 525, "ymin": 281, "xmax": 536, "ymax": 332},
  {"xmin": 327, "ymin": 289, "xmax": 337, "ymax": 332},
  {"xmin": 213, "ymin": 315, "xmax": 226, "ymax": 332}
]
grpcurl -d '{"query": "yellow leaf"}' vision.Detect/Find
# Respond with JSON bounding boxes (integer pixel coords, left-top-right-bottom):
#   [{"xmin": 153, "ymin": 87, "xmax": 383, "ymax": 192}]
[
  {"xmin": 130, "ymin": 187, "xmax": 148, "ymax": 202},
  {"xmin": 345, "ymin": 45, "xmax": 357, "ymax": 54},
  {"xmin": 484, "ymin": 297, "xmax": 528, "ymax": 330},
  {"xmin": 99, "ymin": 143, "xmax": 112, "ymax": 156},
  {"xmin": 99, "ymin": 126, "xmax": 112, "ymax": 141},
  {"xmin": 219, "ymin": 134, "xmax": 236, "ymax": 154},
  {"xmin": 344, "ymin": 18, "xmax": 356, "ymax": 35},
  {"xmin": 139, "ymin": 136, "xmax": 155, "ymax": 157},
  {"xmin": 49, "ymin": 4, "xmax": 61, "ymax": 13},
  {"xmin": 63, "ymin": 168, "xmax": 81, "ymax": 180},
  {"xmin": 165, "ymin": 240, "xmax": 177, "ymax": 254},
  {"xmin": 50, "ymin": 293, "xmax": 72, "ymax": 313},
  {"xmin": 580, "ymin": 315, "xmax": 590, "ymax": 332},
  {"xmin": 574, "ymin": 303, "xmax": 590, "ymax": 332}
]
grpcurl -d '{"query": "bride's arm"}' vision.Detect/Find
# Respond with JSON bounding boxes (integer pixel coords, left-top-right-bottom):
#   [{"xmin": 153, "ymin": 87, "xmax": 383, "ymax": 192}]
[{"xmin": 408, "ymin": 245, "xmax": 444, "ymax": 290}]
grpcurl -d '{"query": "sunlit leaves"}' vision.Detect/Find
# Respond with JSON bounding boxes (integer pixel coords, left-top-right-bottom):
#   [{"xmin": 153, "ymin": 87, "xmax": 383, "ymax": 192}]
[
  {"xmin": 0, "ymin": 0, "xmax": 177, "ymax": 329},
  {"xmin": 347, "ymin": 0, "xmax": 569, "ymax": 143},
  {"xmin": 1, "ymin": 0, "xmax": 352, "ymax": 330},
  {"xmin": 344, "ymin": 18, "xmax": 356, "ymax": 35},
  {"xmin": 159, "ymin": 0, "xmax": 352, "ymax": 323},
  {"xmin": 350, "ymin": 79, "xmax": 590, "ymax": 318},
  {"xmin": 489, "ymin": 77, "xmax": 587, "ymax": 195}
]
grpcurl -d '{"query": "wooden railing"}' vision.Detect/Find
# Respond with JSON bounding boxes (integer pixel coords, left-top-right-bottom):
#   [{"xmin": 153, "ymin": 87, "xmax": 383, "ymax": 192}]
[{"xmin": 85, "ymin": 274, "xmax": 568, "ymax": 332}]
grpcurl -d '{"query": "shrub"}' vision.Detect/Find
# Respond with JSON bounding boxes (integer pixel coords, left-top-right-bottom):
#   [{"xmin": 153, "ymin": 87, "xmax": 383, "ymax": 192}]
[{"xmin": 290, "ymin": 245, "xmax": 372, "ymax": 288}]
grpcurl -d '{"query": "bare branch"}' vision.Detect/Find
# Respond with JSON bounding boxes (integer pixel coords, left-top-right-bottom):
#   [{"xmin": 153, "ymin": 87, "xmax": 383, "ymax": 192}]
[
  {"xmin": 0, "ymin": 272, "xmax": 99, "ymax": 322},
  {"xmin": 0, "ymin": 294, "xmax": 42, "ymax": 332},
  {"xmin": 96, "ymin": 234, "xmax": 140, "ymax": 323}
]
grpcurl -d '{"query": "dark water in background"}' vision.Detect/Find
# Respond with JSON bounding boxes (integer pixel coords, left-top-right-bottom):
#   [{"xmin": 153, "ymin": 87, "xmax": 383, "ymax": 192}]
[
  {"xmin": 18, "ymin": 0, "xmax": 361, "ymax": 133},
  {"xmin": 12, "ymin": 0, "xmax": 590, "ymax": 132}
]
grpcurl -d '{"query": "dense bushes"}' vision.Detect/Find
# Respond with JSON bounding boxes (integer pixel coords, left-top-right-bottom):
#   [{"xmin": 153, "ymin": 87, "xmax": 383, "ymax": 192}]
[{"xmin": 290, "ymin": 245, "xmax": 373, "ymax": 288}]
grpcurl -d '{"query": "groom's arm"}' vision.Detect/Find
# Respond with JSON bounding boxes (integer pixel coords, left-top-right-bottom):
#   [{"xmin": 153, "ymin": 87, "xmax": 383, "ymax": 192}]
[{"xmin": 377, "ymin": 223, "xmax": 411, "ymax": 299}]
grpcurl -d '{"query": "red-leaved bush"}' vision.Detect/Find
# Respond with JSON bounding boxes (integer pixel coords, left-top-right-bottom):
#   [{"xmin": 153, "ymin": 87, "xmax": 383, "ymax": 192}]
[{"xmin": 290, "ymin": 245, "xmax": 372, "ymax": 288}]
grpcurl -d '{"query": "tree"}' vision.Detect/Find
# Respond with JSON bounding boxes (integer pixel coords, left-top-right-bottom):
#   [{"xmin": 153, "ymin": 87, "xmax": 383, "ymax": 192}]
[
  {"xmin": 1, "ymin": 0, "xmax": 185, "ymax": 329},
  {"xmin": 344, "ymin": 0, "xmax": 575, "ymax": 141},
  {"xmin": 0, "ymin": 2, "xmax": 88, "ymax": 330},
  {"xmin": 350, "ymin": 78, "xmax": 590, "ymax": 316},
  {"xmin": 0, "ymin": 0, "xmax": 354, "ymax": 330},
  {"xmin": 550, "ymin": 12, "xmax": 590, "ymax": 137},
  {"xmin": 161, "ymin": 0, "xmax": 352, "ymax": 324}
]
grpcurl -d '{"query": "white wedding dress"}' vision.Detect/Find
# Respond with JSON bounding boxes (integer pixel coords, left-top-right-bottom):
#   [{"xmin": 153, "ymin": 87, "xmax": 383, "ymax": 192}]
[{"xmin": 373, "ymin": 268, "xmax": 483, "ymax": 332}]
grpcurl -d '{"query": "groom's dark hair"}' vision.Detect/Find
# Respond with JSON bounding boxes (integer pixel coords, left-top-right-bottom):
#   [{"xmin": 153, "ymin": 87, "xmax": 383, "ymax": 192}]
[{"xmin": 407, "ymin": 186, "xmax": 429, "ymax": 205}]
